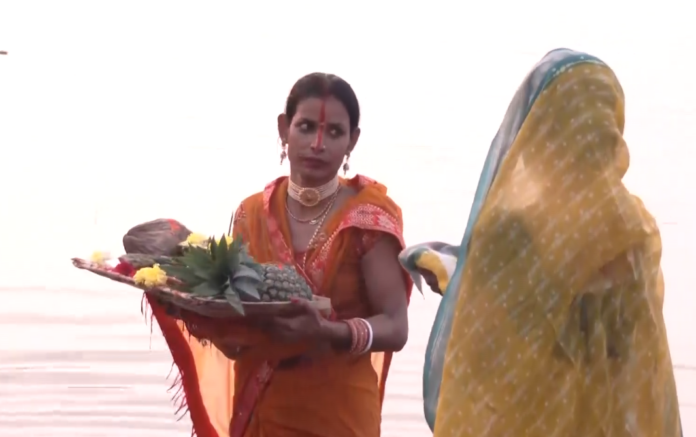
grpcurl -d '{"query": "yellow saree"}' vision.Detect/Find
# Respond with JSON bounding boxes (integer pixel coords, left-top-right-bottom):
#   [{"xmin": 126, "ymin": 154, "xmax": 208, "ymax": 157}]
[{"xmin": 428, "ymin": 50, "xmax": 681, "ymax": 436}]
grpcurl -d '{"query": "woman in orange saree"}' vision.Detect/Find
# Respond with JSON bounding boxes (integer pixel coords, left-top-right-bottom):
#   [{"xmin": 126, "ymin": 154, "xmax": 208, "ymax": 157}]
[{"xmin": 146, "ymin": 73, "xmax": 413, "ymax": 437}]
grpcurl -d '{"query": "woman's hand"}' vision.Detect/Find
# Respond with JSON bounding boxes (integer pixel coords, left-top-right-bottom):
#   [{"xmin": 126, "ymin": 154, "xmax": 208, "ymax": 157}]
[
  {"xmin": 184, "ymin": 318, "xmax": 250, "ymax": 359},
  {"xmin": 261, "ymin": 297, "xmax": 326, "ymax": 343},
  {"xmin": 417, "ymin": 268, "xmax": 443, "ymax": 295}
]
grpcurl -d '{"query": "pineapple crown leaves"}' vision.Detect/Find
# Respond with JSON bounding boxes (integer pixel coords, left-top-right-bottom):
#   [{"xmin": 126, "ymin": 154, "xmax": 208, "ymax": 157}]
[{"xmin": 159, "ymin": 234, "xmax": 264, "ymax": 315}]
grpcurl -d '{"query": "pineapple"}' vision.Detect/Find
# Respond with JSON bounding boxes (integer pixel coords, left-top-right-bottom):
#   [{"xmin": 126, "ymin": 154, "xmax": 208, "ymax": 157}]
[
  {"xmin": 258, "ymin": 263, "xmax": 313, "ymax": 302},
  {"xmin": 158, "ymin": 236, "xmax": 312, "ymax": 315}
]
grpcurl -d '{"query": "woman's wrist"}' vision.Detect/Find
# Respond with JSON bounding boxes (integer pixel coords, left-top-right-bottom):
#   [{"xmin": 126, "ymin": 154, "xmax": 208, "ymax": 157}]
[{"xmin": 319, "ymin": 319, "xmax": 352, "ymax": 349}]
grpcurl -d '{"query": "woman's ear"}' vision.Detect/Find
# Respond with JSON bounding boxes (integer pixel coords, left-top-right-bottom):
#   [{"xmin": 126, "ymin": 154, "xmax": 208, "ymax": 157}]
[
  {"xmin": 277, "ymin": 113, "xmax": 289, "ymax": 141},
  {"xmin": 347, "ymin": 127, "xmax": 361, "ymax": 155}
]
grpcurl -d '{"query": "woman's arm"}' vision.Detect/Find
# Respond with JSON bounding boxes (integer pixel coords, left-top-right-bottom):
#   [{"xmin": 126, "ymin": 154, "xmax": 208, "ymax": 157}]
[{"xmin": 321, "ymin": 235, "xmax": 410, "ymax": 352}]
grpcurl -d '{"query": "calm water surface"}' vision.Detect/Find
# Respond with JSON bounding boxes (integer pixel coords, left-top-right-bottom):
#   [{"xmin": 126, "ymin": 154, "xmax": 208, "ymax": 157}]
[{"xmin": 1, "ymin": 2, "xmax": 694, "ymax": 435}]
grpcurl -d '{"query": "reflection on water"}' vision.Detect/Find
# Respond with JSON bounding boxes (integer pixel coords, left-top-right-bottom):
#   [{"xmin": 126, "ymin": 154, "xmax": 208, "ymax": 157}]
[{"xmin": 0, "ymin": 287, "xmax": 435, "ymax": 436}]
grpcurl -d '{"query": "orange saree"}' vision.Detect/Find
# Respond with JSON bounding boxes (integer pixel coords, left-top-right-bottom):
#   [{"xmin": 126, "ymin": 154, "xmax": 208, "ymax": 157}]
[{"xmin": 146, "ymin": 175, "xmax": 412, "ymax": 437}]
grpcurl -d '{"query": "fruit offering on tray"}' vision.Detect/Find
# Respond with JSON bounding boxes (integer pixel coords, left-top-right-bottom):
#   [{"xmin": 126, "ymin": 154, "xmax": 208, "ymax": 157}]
[{"xmin": 71, "ymin": 218, "xmax": 330, "ymax": 318}]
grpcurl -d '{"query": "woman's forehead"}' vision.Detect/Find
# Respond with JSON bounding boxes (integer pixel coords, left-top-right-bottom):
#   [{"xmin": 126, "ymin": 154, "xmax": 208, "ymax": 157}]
[{"xmin": 295, "ymin": 96, "xmax": 349, "ymax": 122}]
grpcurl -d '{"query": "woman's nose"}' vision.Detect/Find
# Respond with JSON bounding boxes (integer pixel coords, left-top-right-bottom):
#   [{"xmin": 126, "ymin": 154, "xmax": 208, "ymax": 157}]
[{"xmin": 310, "ymin": 130, "xmax": 326, "ymax": 152}]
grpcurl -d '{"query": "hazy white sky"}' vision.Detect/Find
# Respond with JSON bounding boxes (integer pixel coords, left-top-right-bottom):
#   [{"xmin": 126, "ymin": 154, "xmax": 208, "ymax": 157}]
[
  {"xmin": 1, "ymin": 1, "xmax": 693, "ymax": 155},
  {"xmin": 0, "ymin": 1, "xmax": 694, "ymax": 264},
  {"xmin": 1, "ymin": 0, "xmax": 694, "ymax": 267}
]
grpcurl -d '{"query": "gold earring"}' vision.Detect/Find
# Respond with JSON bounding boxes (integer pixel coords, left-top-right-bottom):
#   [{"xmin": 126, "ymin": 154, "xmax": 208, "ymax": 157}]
[
  {"xmin": 342, "ymin": 154, "xmax": 350, "ymax": 175},
  {"xmin": 279, "ymin": 139, "xmax": 287, "ymax": 165}
]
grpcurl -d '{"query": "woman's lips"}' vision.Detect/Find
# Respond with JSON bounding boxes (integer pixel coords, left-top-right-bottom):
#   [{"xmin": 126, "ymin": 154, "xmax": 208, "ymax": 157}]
[{"xmin": 301, "ymin": 157, "xmax": 326, "ymax": 168}]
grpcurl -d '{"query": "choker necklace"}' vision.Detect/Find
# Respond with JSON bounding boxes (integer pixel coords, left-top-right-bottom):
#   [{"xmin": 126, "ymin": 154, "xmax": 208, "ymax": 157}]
[
  {"xmin": 286, "ymin": 186, "xmax": 341, "ymax": 225},
  {"xmin": 288, "ymin": 177, "xmax": 340, "ymax": 207}
]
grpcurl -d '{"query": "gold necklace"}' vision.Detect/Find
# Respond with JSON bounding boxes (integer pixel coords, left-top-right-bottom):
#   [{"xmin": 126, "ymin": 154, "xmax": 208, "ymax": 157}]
[
  {"xmin": 285, "ymin": 188, "xmax": 339, "ymax": 225},
  {"xmin": 301, "ymin": 187, "xmax": 340, "ymax": 269},
  {"xmin": 288, "ymin": 177, "xmax": 340, "ymax": 207}
]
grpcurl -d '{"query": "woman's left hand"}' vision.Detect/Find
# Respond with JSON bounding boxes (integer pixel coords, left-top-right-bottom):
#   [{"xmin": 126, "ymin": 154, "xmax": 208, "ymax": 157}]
[
  {"xmin": 261, "ymin": 297, "xmax": 326, "ymax": 343},
  {"xmin": 417, "ymin": 268, "xmax": 443, "ymax": 295}
]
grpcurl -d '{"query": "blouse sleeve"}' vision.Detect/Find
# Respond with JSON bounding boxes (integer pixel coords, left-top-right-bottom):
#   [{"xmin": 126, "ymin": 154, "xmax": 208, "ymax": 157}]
[{"xmin": 357, "ymin": 230, "xmax": 383, "ymax": 258}]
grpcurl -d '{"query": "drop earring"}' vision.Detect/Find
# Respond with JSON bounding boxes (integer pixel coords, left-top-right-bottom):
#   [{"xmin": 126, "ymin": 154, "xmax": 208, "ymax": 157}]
[
  {"xmin": 279, "ymin": 139, "xmax": 287, "ymax": 165},
  {"xmin": 342, "ymin": 154, "xmax": 350, "ymax": 176}
]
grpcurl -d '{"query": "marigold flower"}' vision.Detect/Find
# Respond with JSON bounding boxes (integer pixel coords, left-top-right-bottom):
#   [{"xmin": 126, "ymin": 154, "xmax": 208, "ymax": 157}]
[
  {"xmin": 90, "ymin": 251, "xmax": 111, "ymax": 266},
  {"xmin": 133, "ymin": 264, "xmax": 168, "ymax": 288},
  {"xmin": 183, "ymin": 233, "xmax": 233, "ymax": 249},
  {"xmin": 185, "ymin": 233, "xmax": 209, "ymax": 247}
]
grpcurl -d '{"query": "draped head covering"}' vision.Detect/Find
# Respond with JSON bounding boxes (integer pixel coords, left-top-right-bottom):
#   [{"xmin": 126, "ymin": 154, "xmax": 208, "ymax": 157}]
[{"xmin": 401, "ymin": 48, "xmax": 682, "ymax": 436}]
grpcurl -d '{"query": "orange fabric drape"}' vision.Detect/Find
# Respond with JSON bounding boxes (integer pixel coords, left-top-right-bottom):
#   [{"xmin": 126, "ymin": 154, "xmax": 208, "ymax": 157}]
[{"xmin": 147, "ymin": 175, "xmax": 412, "ymax": 437}]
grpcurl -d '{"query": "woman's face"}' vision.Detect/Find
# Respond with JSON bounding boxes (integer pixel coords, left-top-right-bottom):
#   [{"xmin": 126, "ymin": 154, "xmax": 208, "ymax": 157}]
[{"xmin": 278, "ymin": 95, "xmax": 359, "ymax": 185}]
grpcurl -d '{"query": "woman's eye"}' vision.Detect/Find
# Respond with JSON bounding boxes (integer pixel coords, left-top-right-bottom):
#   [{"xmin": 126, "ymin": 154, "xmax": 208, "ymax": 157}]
[
  {"xmin": 329, "ymin": 128, "xmax": 341, "ymax": 137},
  {"xmin": 298, "ymin": 122, "xmax": 312, "ymax": 132}
]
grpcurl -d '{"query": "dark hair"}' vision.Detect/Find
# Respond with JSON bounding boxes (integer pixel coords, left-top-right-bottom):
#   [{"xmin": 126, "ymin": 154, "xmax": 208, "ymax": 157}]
[{"xmin": 284, "ymin": 73, "xmax": 360, "ymax": 131}]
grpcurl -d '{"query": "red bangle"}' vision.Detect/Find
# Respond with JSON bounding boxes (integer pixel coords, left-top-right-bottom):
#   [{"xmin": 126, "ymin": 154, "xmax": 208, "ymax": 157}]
[
  {"xmin": 344, "ymin": 319, "xmax": 359, "ymax": 353},
  {"xmin": 345, "ymin": 318, "xmax": 370, "ymax": 355},
  {"xmin": 360, "ymin": 320, "xmax": 370, "ymax": 353}
]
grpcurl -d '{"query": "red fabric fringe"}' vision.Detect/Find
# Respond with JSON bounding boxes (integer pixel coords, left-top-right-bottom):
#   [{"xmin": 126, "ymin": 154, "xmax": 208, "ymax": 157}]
[{"xmin": 142, "ymin": 294, "xmax": 219, "ymax": 437}]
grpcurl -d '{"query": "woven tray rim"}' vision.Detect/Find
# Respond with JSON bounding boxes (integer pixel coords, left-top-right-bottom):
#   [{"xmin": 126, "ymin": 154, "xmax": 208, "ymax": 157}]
[{"xmin": 71, "ymin": 258, "xmax": 331, "ymax": 313}]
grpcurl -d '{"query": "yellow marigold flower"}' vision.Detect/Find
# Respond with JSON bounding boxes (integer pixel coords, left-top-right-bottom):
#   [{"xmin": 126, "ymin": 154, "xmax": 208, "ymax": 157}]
[
  {"xmin": 90, "ymin": 251, "xmax": 111, "ymax": 266},
  {"xmin": 183, "ymin": 233, "xmax": 233, "ymax": 250},
  {"xmin": 185, "ymin": 232, "xmax": 209, "ymax": 248},
  {"xmin": 133, "ymin": 264, "xmax": 168, "ymax": 288}
]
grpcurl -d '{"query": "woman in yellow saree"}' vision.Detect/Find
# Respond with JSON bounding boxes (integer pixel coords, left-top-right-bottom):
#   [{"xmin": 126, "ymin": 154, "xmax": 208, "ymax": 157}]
[
  {"xmin": 402, "ymin": 49, "xmax": 682, "ymax": 436},
  {"xmin": 146, "ymin": 72, "xmax": 412, "ymax": 437}
]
